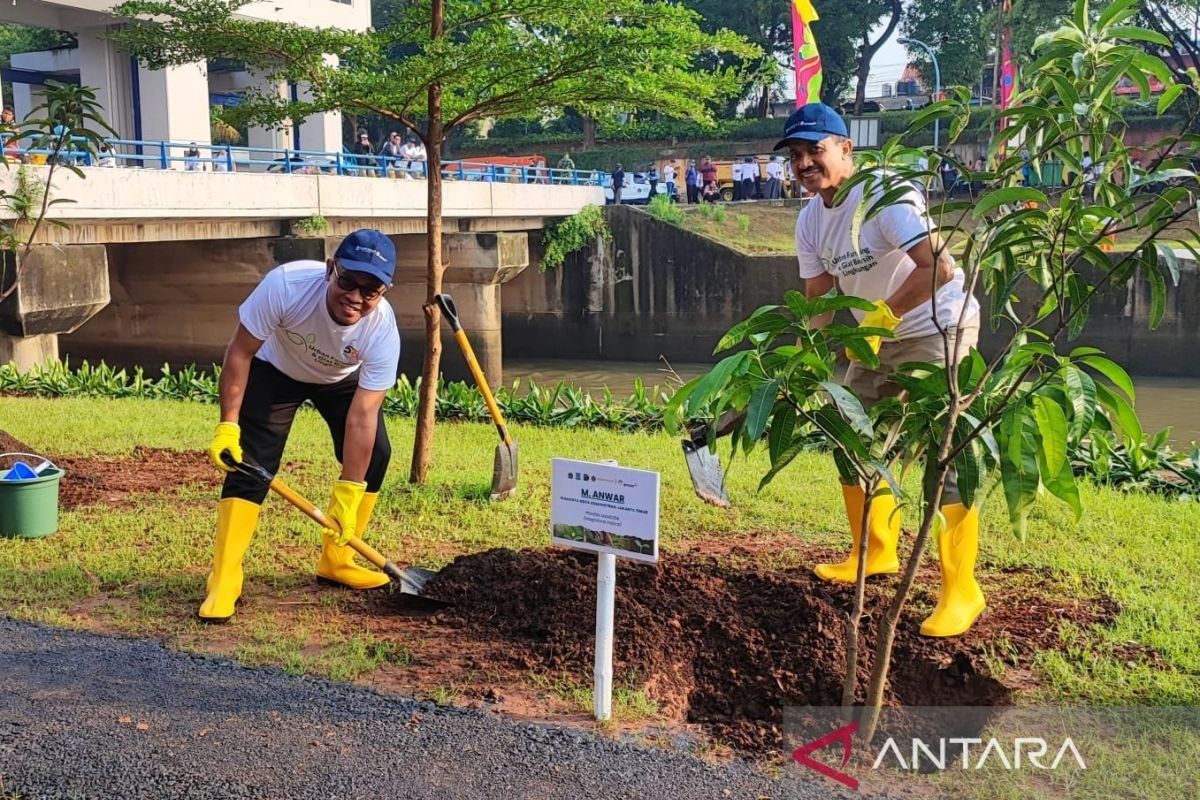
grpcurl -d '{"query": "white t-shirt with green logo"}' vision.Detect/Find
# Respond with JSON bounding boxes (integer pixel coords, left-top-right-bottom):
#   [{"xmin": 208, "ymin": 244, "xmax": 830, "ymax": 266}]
[
  {"xmin": 239, "ymin": 261, "xmax": 400, "ymax": 390},
  {"xmin": 794, "ymin": 176, "xmax": 978, "ymax": 340}
]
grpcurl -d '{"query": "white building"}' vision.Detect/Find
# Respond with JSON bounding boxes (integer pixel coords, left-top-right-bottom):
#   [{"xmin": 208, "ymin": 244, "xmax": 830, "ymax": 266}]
[{"xmin": 0, "ymin": 1, "xmax": 369, "ymax": 161}]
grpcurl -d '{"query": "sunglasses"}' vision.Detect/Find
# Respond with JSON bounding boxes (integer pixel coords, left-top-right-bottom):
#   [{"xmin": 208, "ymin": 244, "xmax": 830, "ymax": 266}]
[{"xmin": 332, "ymin": 262, "xmax": 386, "ymax": 301}]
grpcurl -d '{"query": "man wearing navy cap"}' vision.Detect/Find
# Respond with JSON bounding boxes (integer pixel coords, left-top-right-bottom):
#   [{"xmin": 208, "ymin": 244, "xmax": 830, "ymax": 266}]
[
  {"xmin": 201, "ymin": 229, "xmax": 402, "ymax": 621},
  {"xmin": 777, "ymin": 104, "xmax": 984, "ymax": 637}
]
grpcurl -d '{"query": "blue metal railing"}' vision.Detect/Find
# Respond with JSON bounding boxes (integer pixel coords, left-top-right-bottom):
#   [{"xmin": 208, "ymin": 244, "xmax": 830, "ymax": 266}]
[{"xmin": 0, "ymin": 134, "xmax": 605, "ymax": 186}]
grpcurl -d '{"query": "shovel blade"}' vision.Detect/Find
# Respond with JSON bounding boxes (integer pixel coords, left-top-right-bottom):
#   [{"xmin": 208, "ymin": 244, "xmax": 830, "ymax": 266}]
[
  {"xmin": 682, "ymin": 439, "xmax": 730, "ymax": 508},
  {"xmin": 489, "ymin": 440, "xmax": 519, "ymax": 501}
]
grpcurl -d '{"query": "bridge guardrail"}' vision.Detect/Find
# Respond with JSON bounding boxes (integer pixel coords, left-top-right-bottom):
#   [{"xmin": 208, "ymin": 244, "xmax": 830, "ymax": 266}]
[{"xmin": 0, "ymin": 133, "xmax": 605, "ymax": 187}]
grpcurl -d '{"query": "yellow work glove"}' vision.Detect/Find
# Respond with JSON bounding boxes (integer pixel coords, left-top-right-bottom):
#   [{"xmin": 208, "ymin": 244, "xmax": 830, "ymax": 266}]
[
  {"xmin": 847, "ymin": 301, "xmax": 903, "ymax": 363},
  {"xmin": 209, "ymin": 421, "xmax": 242, "ymax": 472},
  {"xmin": 325, "ymin": 480, "xmax": 367, "ymax": 547}
]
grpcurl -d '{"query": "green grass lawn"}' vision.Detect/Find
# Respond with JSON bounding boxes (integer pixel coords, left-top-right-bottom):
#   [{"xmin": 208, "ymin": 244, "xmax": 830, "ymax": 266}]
[{"xmin": 2, "ymin": 395, "xmax": 1198, "ymax": 796}]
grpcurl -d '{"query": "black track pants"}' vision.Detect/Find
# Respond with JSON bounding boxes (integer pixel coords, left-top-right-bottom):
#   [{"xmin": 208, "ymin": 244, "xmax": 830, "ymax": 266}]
[{"xmin": 221, "ymin": 358, "xmax": 391, "ymax": 503}]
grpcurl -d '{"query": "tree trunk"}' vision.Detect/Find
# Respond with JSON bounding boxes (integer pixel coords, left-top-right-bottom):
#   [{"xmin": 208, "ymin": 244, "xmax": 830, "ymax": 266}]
[
  {"xmin": 582, "ymin": 113, "xmax": 596, "ymax": 150},
  {"xmin": 409, "ymin": 0, "xmax": 445, "ymax": 485},
  {"xmin": 757, "ymin": 84, "xmax": 771, "ymax": 118},
  {"xmin": 841, "ymin": 479, "xmax": 875, "ymax": 710},
  {"xmin": 853, "ymin": 0, "xmax": 902, "ymax": 114}
]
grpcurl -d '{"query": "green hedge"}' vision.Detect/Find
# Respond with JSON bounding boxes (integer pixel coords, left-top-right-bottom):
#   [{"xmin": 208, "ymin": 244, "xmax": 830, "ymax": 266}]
[{"xmin": 0, "ymin": 360, "xmax": 669, "ymax": 433}]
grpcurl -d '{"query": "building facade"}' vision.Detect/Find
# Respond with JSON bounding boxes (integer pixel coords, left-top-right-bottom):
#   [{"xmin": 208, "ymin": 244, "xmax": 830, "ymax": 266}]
[{"xmin": 0, "ymin": 1, "xmax": 369, "ymax": 159}]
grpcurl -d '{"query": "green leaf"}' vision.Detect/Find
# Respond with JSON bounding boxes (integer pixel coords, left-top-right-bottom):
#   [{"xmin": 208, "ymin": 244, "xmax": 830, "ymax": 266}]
[
  {"xmin": 975, "ymin": 187, "xmax": 1048, "ymax": 217},
  {"xmin": 811, "ymin": 406, "xmax": 870, "ymax": 461},
  {"xmin": 1158, "ymin": 84, "xmax": 1185, "ymax": 116},
  {"xmin": 843, "ymin": 338, "xmax": 879, "ymax": 369},
  {"xmin": 1146, "ymin": 260, "xmax": 1166, "ymax": 330},
  {"xmin": 1032, "ymin": 394, "xmax": 1069, "ymax": 481},
  {"xmin": 1078, "ymin": 354, "xmax": 1135, "ymax": 401},
  {"xmin": 1094, "ymin": 380, "xmax": 1143, "ymax": 443},
  {"xmin": 999, "ymin": 406, "xmax": 1041, "ymax": 540},
  {"xmin": 951, "ymin": 418, "xmax": 985, "ymax": 509},
  {"xmin": 685, "ymin": 352, "xmax": 748, "ymax": 416},
  {"xmin": 1154, "ymin": 242, "xmax": 1182, "ymax": 286},
  {"xmin": 758, "ymin": 438, "xmax": 810, "ymax": 490},
  {"xmin": 1061, "ymin": 365, "xmax": 1097, "ymax": 440},
  {"xmin": 820, "ymin": 381, "xmax": 873, "ymax": 439},
  {"xmin": 1098, "ymin": 0, "xmax": 1141, "ymax": 30},
  {"xmin": 744, "ymin": 379, "xmax": 781, "ymax": 445},
  {"xmin": 767, "ymin": 404, "xmax": 797, "ymax": 464},
  {"xmin": 1045, "ymin": 453, "xmax": 1083, "ymax": 521},
  {"xmin": 1107, "ymin": 26, "xmax": 1171, "ymax": 46}
]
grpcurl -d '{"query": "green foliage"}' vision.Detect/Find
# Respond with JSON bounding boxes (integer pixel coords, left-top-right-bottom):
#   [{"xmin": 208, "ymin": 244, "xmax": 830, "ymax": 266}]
[
  {"xmin": 645, "ymin": 194, "xmax": 686, "ymax": 224},
  {"xmin": 292, "ymin": 215, "xmax": 328, "ymax": 237},
  {"xmin": 902, "ymin": 0, "xmax": 988, "ymax": 90},
  {"xmin": 112, "ymin": 0, "xmax": 759, "ymax": 136},
  {"xmin": 736, "ymin": 213, "xmax": 750, "ymax": 234},
  {"xmin": 540, "ymin": 204, "xmax": 610, "ymax": 272},
  {"xmin": 0, "ymin": 360, "xmax": 670, "ymax": 434},
  {"xmin": 1072, "ymin": 428, "xmax": 1200, "ymax": 499},
  {"xmin": 671, "ymin": 1, "xmax": 1200, "ymax": 541}
]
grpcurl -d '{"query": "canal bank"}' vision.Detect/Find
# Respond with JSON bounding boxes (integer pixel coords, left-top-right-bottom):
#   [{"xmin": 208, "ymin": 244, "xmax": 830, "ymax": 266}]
[{"xmin": 502, "ymin": 205, "xmax": 1200, "ymax": 377}]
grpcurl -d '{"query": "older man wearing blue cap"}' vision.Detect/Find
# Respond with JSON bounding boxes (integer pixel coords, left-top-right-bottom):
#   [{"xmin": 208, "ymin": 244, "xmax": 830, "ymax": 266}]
[
  {"xmin": 201, "ymin": 229, "xmax": 401, "ymax": 622},
  {"xmin": 777, "ymin": 103, "xmax": 985, "ymax": 638}
]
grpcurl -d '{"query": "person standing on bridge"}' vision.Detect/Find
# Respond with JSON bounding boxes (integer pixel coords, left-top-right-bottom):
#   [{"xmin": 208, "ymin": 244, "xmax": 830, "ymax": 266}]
[
  {"xmin": 776, "ymin": 102, "xmax": 984, "ymax": 637},
  {"xmin": 201, "ymin": 229, "xmax": 401, "ymax": 622}
]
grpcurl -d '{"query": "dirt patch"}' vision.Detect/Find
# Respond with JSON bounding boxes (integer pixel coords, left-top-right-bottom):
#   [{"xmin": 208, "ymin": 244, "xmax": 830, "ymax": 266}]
[
  {"xmin": 1, "ymin": 429, "xmax": 219, "ymax": 509},
  {"xmin": 399, "ymin": 548, "xmax": 1121, "ymax": 752}
]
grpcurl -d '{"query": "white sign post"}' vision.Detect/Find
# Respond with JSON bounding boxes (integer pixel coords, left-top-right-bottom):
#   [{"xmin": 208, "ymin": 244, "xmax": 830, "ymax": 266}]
[{"xmin": 550, "ymin": 458, "xmax": 660, "ymax": 721}]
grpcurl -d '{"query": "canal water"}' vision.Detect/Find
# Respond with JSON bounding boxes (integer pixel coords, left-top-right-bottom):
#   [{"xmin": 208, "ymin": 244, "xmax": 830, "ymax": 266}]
[{"xmin": 504, "ymin": 359, "xmax": 1200, "ymax": 448}]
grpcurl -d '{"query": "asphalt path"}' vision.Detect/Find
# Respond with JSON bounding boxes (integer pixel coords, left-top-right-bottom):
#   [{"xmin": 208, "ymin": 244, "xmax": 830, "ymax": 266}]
[{"xmin": 0, "ymin": 619, "xmax": 843, "ymax": 800}]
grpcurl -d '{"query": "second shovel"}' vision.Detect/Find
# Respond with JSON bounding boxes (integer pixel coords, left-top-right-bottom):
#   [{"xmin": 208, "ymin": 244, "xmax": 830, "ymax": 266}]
[{"xmin": 435, "ymin": 292, "xmax": 518, "ymax": 500}]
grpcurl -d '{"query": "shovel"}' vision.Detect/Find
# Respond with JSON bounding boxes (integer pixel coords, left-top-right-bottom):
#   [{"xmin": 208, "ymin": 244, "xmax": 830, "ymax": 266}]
[
  {"xmin": 434, "ymin": 292, "xmax": 518, "ymax": 501},
  {"xmin": 222, "ymin": 454, "xmax": 437, "ymax": 598},
  {"xmin": 681, "ymin": 409, "xmax": 744, "ymax": 508}
]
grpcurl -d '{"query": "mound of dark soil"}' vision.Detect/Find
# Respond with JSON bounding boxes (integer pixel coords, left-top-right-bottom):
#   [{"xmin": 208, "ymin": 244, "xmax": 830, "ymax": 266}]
[
  {"xmin": 419, "ymin": 548, "xmax": 1115, "ymax": 751},
  {"xmin": 1, "ymin": 429, "xmax": 218, "ymax": 509}
]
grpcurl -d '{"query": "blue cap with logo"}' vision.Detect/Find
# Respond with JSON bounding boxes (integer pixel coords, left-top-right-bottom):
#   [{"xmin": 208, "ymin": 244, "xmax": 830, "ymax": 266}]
[
  {"xmin": 334, "ymin": 229, "xmax": 396, "ymax": 286},
  {"xmin": 773, "ymin": 103, "xmax": 849, "ymax": 150}
]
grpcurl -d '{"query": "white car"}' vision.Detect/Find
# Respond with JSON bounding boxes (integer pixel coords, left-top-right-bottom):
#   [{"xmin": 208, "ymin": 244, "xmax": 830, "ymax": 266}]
[{"xmin": 603, "ymin": 172, "xmax": 671, "ymax": 204}]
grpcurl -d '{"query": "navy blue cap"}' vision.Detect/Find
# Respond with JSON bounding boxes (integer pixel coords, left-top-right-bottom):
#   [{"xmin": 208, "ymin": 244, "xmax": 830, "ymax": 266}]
[
  {"xmin": 773, "ymin": 103, "xmax": 849, "ymax": 150},
  {"xmin": 334, "ymin": 229, "xmax": 396, "ymax": 286}
]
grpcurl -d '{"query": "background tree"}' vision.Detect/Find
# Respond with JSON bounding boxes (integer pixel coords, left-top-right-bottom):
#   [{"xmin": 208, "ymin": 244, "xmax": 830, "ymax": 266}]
[
  {"xmin": 112, "ymin": 0, "xmax": 757, "ymax": 484},
  {"xmin": 903, "ymin": 0, "xmax": 990, "ymax": 94},
  {"xmin": 686, "ymin": 0, "xmax": 791, "ymax": 117}
]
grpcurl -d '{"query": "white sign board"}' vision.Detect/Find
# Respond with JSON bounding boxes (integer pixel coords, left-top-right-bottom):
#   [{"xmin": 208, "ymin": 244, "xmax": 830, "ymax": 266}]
[{"xmin": 550, "ymin": 458, "xmax": 660, "ymax": 563}]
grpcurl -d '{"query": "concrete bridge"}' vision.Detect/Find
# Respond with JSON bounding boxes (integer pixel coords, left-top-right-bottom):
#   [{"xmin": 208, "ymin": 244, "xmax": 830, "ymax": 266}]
[{"xmin": 0, "ymin": 165, "xmax": 605, "ymax": 383}]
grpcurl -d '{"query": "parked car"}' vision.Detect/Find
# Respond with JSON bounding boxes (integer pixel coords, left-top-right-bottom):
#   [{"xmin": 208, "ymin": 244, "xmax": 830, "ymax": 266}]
[
  {"xmin": 840, "ymin": 101, "xmax": 885, "ymax": 114},
  {"xmin": 602, "ymin": 172, "xmax": 670, "ymax": 204}
]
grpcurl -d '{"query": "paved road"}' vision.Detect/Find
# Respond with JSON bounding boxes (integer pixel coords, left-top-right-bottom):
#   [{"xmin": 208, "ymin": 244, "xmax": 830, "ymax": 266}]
[{"xmin": 0, "ymin": 619, "xmax": 838, "ymax": 800}]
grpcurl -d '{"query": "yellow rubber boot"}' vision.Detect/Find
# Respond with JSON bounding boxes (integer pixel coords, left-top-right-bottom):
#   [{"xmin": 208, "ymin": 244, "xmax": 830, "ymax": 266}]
[
  {"xmin": 814, "ymin": 484, "xmax": 901, "ymax": 583},
  {"xmin": 920, "ymin": 503, "xmax": 986, "ymax": 637},
  {"xmin": 198, "ymin": 498, "xmax": 261, "ymax": 622},
  {"xmin": 316, "ymin": 491, "xmax": 389, "ymax": 590}
]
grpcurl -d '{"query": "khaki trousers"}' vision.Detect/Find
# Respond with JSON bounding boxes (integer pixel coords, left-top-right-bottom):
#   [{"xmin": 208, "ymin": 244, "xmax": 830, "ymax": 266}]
[{"xmin": 843, "ymin": 316, "xmax": 980, "ymax": 504}]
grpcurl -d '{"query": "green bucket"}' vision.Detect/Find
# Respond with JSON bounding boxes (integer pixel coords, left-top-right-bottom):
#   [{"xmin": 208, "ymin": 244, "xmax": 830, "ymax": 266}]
[{"xmin": 0, "ymin": 452, "xmax": 64, "ymax": 539}]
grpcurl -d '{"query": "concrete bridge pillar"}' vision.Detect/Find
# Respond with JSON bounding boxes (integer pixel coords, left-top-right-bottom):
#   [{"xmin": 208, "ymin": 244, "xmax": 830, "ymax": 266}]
[{"xmin": 0, "ymin": 244, "xmax": 110, "ymax": 372}]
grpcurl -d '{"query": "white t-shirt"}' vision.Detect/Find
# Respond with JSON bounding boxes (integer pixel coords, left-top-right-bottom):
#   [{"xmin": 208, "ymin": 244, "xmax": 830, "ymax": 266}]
[
  {"xmin": 766, "ymin": 160, "xmax": 784, "ymax": 180},
  {"xmin": 795, "ymin": 175, "xmax": 979, "ymax": 340},
  {"xmin": 663, "ymin": 165, "xmax": 676, "ymax": 183},
  {"xmin": 240, "ymin": 261, "xmax": 401, "ymax": 391}
]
